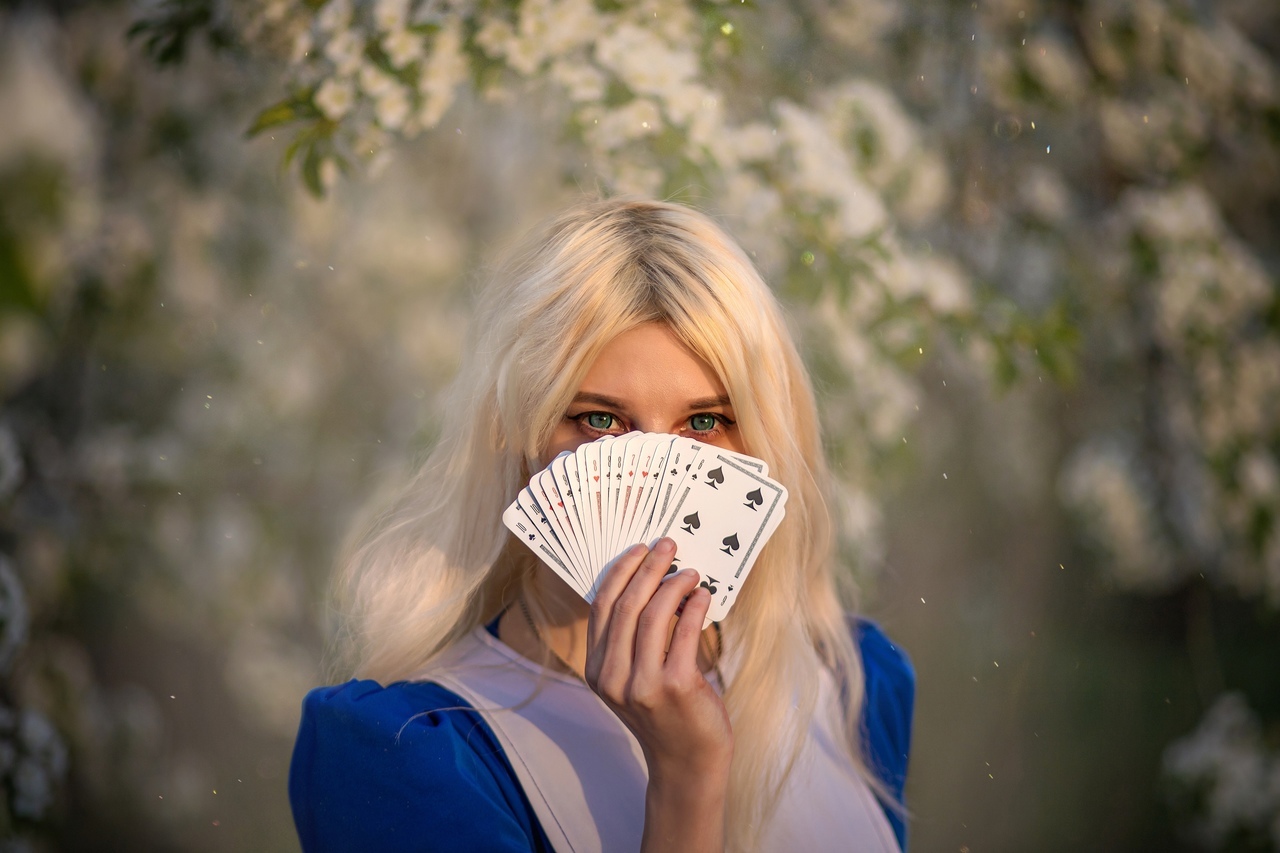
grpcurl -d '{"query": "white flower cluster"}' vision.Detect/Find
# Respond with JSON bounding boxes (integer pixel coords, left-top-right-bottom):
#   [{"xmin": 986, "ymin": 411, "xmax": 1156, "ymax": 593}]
[
  {"xmin": 1058, "ymin": 441, "xmax": 1176, "ymax": 590},
  {"xmin": 1165, "ymin": 693, "xmax": 1280, "ymax": 849},
  {"xmin": 1087, "ymin": 185, "xmax": 1280, "ymax": 600}
]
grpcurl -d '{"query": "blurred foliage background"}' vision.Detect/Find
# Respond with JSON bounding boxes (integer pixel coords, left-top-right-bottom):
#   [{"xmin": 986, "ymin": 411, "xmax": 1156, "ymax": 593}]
[{"xmin": 0, "ymin": 0, "xmax": 1277, "ymax": 850}]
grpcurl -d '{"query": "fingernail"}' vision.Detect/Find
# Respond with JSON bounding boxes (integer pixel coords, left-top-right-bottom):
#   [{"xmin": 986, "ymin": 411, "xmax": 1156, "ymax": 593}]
[{"xmin": 655, "ymin": 538, "xmax": 675, "ymax": 556}]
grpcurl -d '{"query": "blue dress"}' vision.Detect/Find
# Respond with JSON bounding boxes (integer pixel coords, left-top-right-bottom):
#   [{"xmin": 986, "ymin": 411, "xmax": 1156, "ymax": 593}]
[{"xmin": 290, "ymin": 620, "xmax": 914, "ymax": 852}]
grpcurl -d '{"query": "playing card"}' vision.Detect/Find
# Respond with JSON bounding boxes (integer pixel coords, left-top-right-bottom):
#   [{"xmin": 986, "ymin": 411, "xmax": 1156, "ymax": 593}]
[
  {"xmin": 550, "ymin": 452, "xmax": 591, "ymax": 579},
  {"xmin": 621, "ymin": 434, "xmax": 673, "ymax": 547},
  {"xmin": 509, "ymin": 488, "xmax": 585, "ymax": 595},
  {"xmin": 531, "ymin": 469, "xmax": 590, "ymax": 589},
  {"xmin": 602, "ymin": 432, "xmax": 637, "ymax": 565},
  {"xmin": 650, "ymin": 450, "xmax": 788, "ymax": 622},
  {"xmin": 569, "ymin": 443, "xmax": 599, "ymax": 573},
  {"xmin": 644, "ymin": 437, "xmax": 709, "ymax": 540},
  {"xmin": 616, "ymin": 433, "xmax": 659, "ymax": 548}
]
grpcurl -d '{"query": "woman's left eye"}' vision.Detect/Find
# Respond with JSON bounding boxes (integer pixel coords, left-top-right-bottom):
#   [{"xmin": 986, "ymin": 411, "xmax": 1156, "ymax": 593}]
[
  {"xmin": 583, "ymin": 412, "xmax": 615, "ymax": 430},
  {"xmin": 688, "ymin": 413, "xmax": 720, "ymax": 432}
]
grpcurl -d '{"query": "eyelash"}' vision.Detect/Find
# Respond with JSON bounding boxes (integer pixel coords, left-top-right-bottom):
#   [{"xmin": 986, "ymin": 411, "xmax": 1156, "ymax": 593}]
[{"xmin": 570, "ymin": 411, "xmax": 735, "ymax": 438}]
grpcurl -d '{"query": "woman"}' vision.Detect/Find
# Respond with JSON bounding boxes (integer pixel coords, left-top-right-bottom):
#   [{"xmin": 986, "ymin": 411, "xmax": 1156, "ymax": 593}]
[{"xmin": 290, "ymin": 198, "xmax": 914, "ymax": 852}]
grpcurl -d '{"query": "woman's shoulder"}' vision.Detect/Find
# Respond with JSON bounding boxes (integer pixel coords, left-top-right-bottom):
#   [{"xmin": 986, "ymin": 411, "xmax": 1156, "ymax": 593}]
[
  {"xmin": 290, "ymin": 678, "xmax": 546, "ymax": 852},
  {"xmin": 851, "ymin": 617, "xmax": 915, "ymax": 704},
  {"xmin": 848, "ymin": 617, "xmax": 915, "ymax": 849},
  {"xmin": 299, "ymin": 677, "xmax": 480, "ymax": 737}
]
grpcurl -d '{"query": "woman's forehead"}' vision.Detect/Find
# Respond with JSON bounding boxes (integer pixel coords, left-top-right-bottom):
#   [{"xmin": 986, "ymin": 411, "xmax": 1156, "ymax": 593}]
[{"xmin": 575, "ymin": 323, "xmax": 730, "ymax": 408}]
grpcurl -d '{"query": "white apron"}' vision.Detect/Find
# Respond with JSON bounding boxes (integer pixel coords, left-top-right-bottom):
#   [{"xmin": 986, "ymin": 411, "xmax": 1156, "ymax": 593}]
[{"xmin": 422, "ymin": 628, "xmax": 900, "ymax": 853}]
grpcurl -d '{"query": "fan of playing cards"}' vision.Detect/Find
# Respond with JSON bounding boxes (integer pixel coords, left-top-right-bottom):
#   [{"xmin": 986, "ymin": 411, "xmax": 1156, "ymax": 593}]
[{"xmin": 502, "ymin": 432, "xmax": 788, "ymax": 624}]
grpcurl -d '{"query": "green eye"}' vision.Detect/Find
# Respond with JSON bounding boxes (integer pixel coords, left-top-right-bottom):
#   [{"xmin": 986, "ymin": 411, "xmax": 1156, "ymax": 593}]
[
  {"xmin": 689, "ymin": 414, "xmax": 718, "ymax": 432},
  {"xmin": 585, "ymin": 412, "xmax": 614, "ymax": 430}
]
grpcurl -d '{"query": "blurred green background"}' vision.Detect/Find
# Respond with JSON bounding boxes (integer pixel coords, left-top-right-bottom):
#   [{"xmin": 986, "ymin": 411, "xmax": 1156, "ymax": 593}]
[{"xmin": 1, "ymin": 0, "xmax": 1277, "ymax": 850}]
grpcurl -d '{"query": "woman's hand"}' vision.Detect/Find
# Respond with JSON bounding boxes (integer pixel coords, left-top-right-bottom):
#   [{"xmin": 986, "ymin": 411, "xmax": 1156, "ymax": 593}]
[{"xmin": 584, "ymin": 538, "xmax": 732, "ymax": 853}]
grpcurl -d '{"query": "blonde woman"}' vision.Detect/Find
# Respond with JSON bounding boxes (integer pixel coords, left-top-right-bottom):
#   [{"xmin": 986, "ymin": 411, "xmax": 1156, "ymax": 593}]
[{"xmin": 289, "ymin": 198, "xmax": 914, "ymax": 852}]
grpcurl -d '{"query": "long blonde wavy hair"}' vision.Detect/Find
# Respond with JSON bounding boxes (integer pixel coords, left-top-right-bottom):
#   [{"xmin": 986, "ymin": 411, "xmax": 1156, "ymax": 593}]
[{"xmin": 336, "ymin": 197, "xmax": 873, "ymax": 850}]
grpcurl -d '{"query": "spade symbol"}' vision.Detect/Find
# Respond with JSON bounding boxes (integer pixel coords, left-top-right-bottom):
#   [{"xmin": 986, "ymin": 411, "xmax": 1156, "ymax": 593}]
[
  {"xmin": 681, "ymin": 511, "xmax": 701, "ymax": 534},
  {"xmin": 706, "ymin": 467, "xmax": 725, "ymax": 489},
  {"xmin": 700, "ymin": 576, "xmax": 719, "ymax": 595},
  {"xmin": 744, "ymin": 488, "xmax": 763, "ymax": 510},
  {"xmin": 720, "ymin": 533, "xmax": 740, "ymax": 556},
  {"xmin": 728, "ymin": 584, "xmax": 734, "ymax": 592}
]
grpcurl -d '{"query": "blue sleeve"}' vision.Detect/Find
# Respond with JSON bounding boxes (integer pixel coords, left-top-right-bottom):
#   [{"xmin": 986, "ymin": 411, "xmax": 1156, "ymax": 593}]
[
  {"xmin": 855, "ymin": 619, "xmax": 915, "ymax": 851},
  {"xmin": 289, "ymin": 679, "xmax": 551, "ymax": 853}
]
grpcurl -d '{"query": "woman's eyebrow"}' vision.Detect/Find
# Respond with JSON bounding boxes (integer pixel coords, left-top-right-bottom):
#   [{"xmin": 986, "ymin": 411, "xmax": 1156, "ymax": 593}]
[
  {"xmin": 684, "ymin": 395, "xmax": 733, "ymax": 410},
  {"xmin": 570, "ymin": 392, "xmax": 629, "ymax": 409}
]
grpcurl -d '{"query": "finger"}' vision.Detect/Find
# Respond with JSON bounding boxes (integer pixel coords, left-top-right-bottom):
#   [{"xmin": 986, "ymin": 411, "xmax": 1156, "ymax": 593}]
[
  {"xmin": 632, "ymin": 568, "xmax": 701, "ymax": 672},
  {"xmin": 598, "ymin": 538, "xmax": 678, "ymax": 676},
  {"xmin": 586, "ymin": 544, "xmax": 649, "ymax": 650},
  {"xmin": 665, "ymin": 586, "xmax": 712, "ymax": 674}
]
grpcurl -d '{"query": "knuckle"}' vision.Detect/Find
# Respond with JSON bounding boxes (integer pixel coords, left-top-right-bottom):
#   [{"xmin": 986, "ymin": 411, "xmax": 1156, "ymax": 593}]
[
  {"xmin": 612, "ymin": 594, "xmax": 643, "ymax": 620},
  {"xmin": 627, "ymin": 680, "xmax": 659, "ymax": 711},
  {"xmin": 637, "ymin": 608, "xmax": 668, "ymax": 635}
]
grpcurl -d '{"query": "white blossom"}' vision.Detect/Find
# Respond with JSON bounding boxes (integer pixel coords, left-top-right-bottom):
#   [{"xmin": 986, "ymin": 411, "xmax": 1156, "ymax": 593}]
[
  {"xmin": 314, "ymin": 76, "xmax": 356, "ymax": 120},
  {"xmin": 1165, "ymin": 693, "xmax": 1280, "ymax": 847},
  {"xmin": 417, "ymin": 21, "xmax": 468, "ymax": 129},
  {"xmin": 358, "ymin": 61, "xmax": 397, "ymax": 98},
  {"xmin": 383, "ymin": 28, "xmax": 425, "ymax": 68},
  {"xmin": 374, "ymin": 0, "xmax": 410, "ymax": 33},
  {"xmin": 375, "ymin": 85, "xmax": 411, "ymax": 130},
  {"xmin": 316, "ymin": 0, "xmax": 352, "ymax": 34},
  {"xmin": 549, "ymin": 59, "xmax": 606, "ymax": 103},
  {"xmin": 595, "ymin": 24, "xmax": 697, "ymax": 101},
  {"xmin": 776, "ymin": 101, "xmax": 887, "ymax": 240},
  {"xmin": 323, "ymin": 28, "xmax": 364, "ymax": 76},
  {"xmin": 1059, "ymin": 442, "xmax": 1176, "ymax": 589}
]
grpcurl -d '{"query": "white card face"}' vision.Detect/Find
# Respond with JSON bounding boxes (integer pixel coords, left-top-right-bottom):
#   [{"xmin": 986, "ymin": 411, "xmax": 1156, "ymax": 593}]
[
  {"xmin": 583, "ymin": 439, "xmax": 606, "ymax": 573},
  {"xmin": 551, "ymin": 453, "xmax": 591, "ymax": 579},
  {"xmin": 511, "ymin": 489, "xmax": 584, "ymax": 595},
  {"xmin": 569, "ymin": 446, "xmax": 599, "ymax": 574},
  {"xmin": 651, "ymin": 451, "xmax": 788, "ymax": 621},
  {"xmin": 614, "ymin": 434, "xmax": 648, "ymax": 551},
  {"xmin": 725, "ymin": 450, "xmax": 767, "ymax": 477},
  {"xmin": 623, "ymin": 434, "xmax": 672, "ymax": 546},
  {"xmin": 646, "ymin": 437, "xmax": 708, "ymax": 540},
  {"xmin": 531, "ymin": 469, "xmax": 589, "ymax": 588},
  {"xmin": 603, "ymin": 433, "xmax": 634, "ymax": 564}
]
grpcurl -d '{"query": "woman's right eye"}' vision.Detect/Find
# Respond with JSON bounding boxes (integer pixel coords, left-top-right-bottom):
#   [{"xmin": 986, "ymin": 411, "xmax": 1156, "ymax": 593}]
[{"xmin": 583, "ymin": 412, "xmax": 615, "ymax": 430}]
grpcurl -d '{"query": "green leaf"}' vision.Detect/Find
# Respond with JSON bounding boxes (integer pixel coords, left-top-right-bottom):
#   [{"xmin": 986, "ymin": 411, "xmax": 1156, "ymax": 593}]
[
  {"xmin": 248, "ymin": 97, "xmax": 318, "ymax": 137},
  {"xmin": 301, "ymin": 144, "xmax": 327, "ymax": 198}
]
